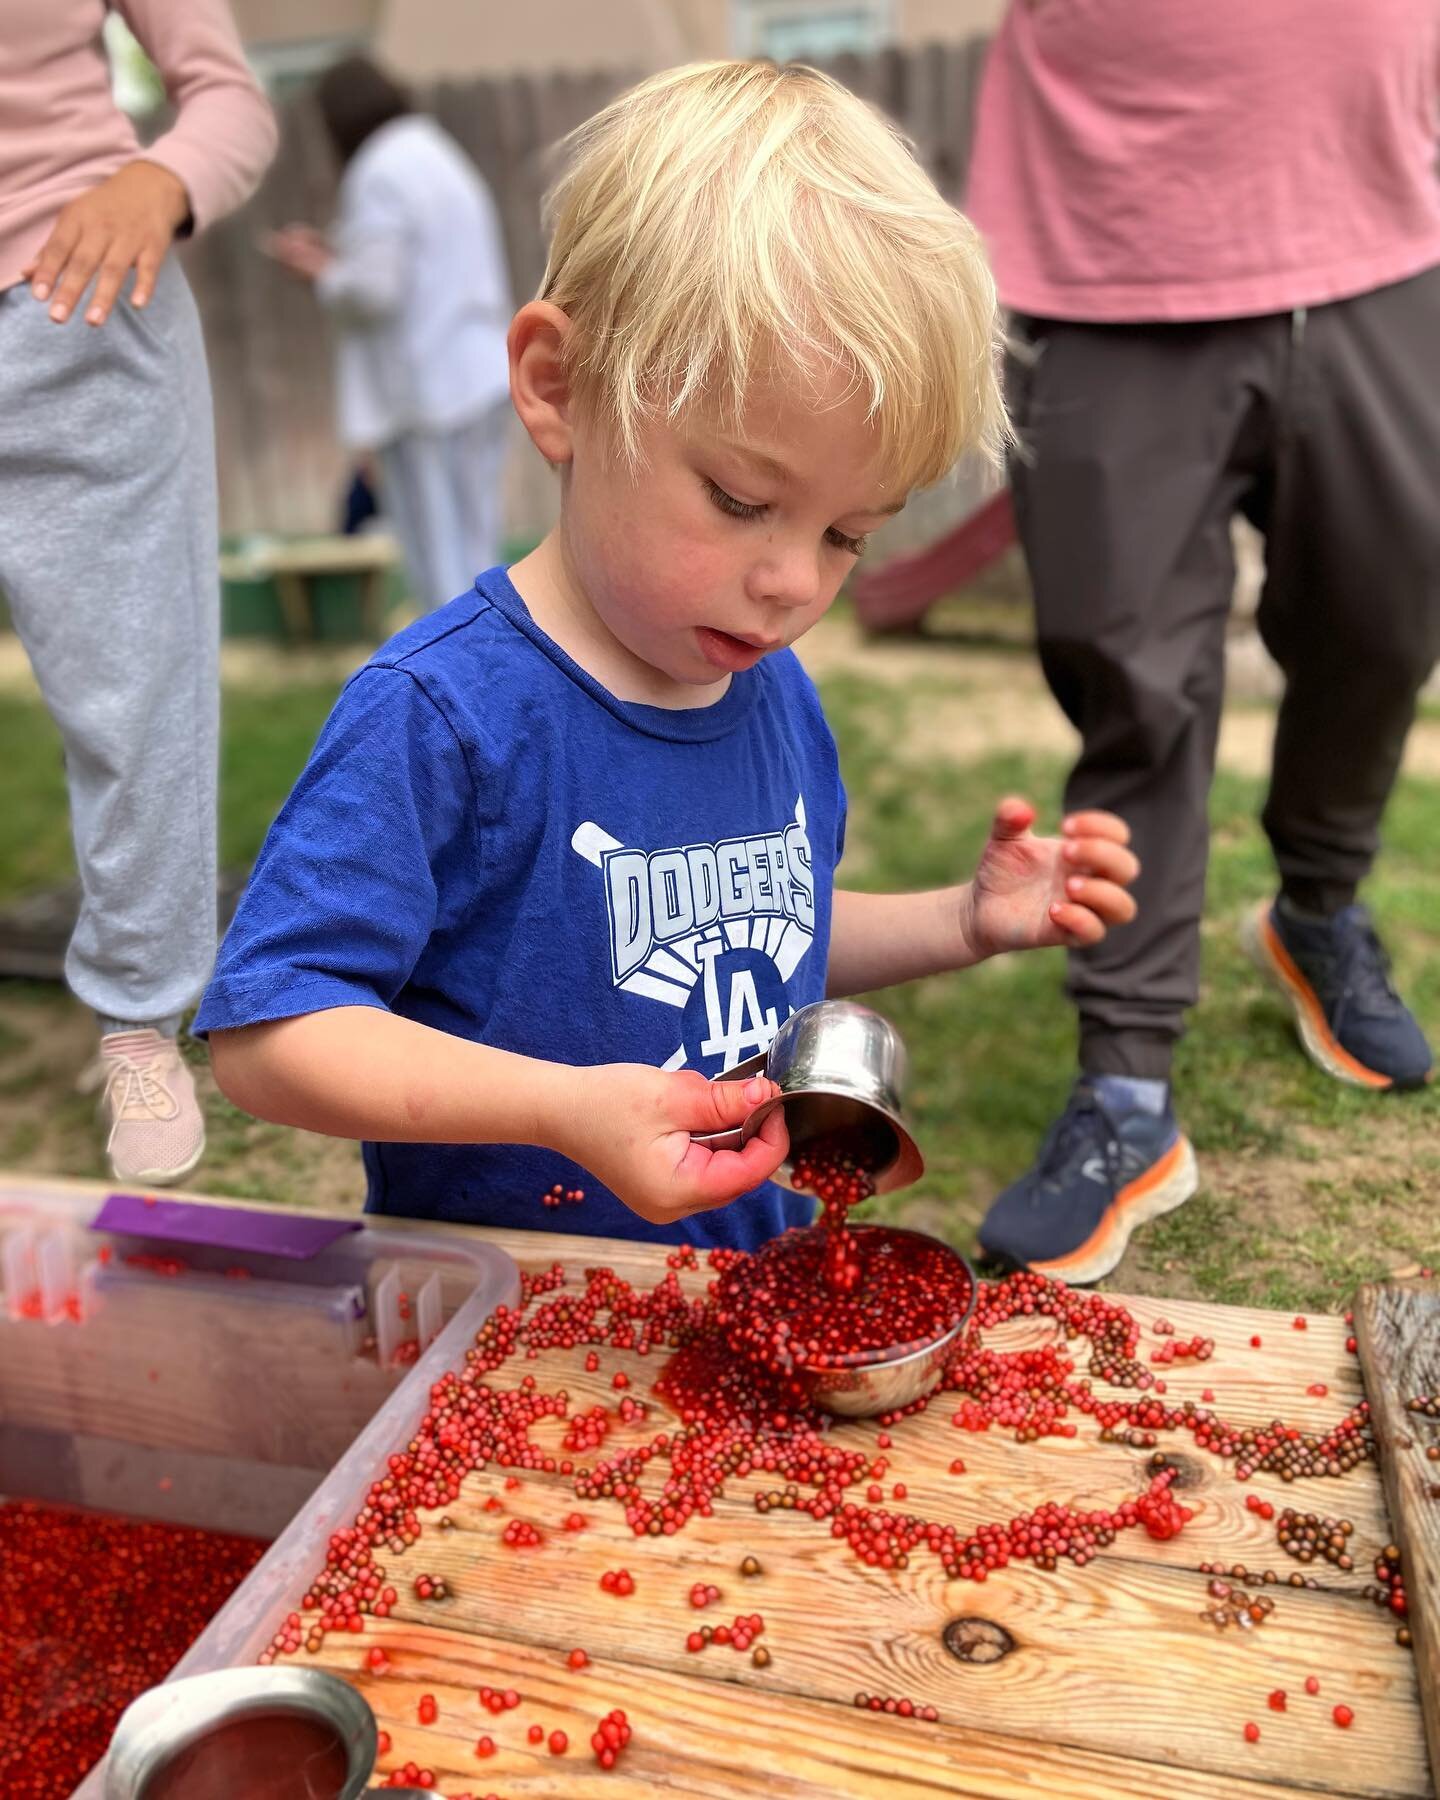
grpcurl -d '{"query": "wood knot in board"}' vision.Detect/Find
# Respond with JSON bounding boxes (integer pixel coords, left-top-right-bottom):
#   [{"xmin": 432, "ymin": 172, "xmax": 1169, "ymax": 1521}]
[
  {"xmin": 1142, "ymin": 1450, "xmax": 1205, "ymax": 1490},
  {"xmin": 942, "ymin": 1617, "xmax": 1016, "ymax": 1665}
]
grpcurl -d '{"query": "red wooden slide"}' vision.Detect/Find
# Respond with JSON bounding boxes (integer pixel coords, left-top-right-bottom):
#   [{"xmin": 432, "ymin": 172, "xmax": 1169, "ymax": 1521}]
[{"xmin": 850, "ymin": 487, "xmax": 1017, "ymax": 633}]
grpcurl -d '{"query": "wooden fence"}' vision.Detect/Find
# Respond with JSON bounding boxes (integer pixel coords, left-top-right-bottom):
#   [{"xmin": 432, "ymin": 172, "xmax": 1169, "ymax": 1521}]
[{"xmin": 182, "ymin": 39, "xmax": 991, "ymax": 544}]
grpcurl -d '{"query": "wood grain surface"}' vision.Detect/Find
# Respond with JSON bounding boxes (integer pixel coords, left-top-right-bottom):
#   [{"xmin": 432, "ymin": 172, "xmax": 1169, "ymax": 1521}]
[
  {"xmin": 276, "ymin": 1226, "xmax": 1430, "ymax": 1800},
  {"xmin": 1355, "ymin": 1280, "xmax": 1440, "ymax": 1800}
]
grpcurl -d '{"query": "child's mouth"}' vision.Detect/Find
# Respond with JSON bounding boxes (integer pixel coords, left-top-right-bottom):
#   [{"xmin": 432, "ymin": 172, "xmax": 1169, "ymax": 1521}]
[{"xmin": 697, "ymin": 627, "xmax": 773, "ymax": 672}]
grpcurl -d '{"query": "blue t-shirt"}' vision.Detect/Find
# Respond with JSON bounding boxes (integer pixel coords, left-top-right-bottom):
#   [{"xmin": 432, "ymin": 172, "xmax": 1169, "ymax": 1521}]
[{"xmin": 196, "ymin": 567, "xmax": 846, "ymax": 1250}]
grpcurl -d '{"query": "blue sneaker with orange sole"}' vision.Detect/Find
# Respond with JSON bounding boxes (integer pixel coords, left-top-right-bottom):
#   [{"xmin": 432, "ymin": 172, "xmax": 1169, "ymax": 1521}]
[
  {"xmin": 977, "ymin": 1081, "xmax": 1199, "ymax": 1285},
  {"xmin": 1242, "ymin": 900, "xmax": 1433, "ymax": 1091}
]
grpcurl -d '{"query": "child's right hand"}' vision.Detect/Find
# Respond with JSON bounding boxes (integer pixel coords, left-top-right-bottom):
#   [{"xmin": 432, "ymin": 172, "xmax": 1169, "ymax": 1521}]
[{"xmin": 561, "ymin": 1065, "xmax": 789, "ymax": 1225}]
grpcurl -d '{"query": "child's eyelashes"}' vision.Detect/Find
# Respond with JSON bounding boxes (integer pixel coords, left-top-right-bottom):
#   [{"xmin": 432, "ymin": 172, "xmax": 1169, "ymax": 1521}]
[
  {"xmin": 704, "ymin": 477, "xmax": 765, "ymax": 521},
  {"xmin": 702, "ymin": 478, "xmax": 868, "ymax": 557}
]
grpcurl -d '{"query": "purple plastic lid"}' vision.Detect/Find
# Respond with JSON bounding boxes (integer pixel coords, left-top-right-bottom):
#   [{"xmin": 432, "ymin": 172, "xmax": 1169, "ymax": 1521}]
[{"xmin": 90, "ymin": 1194, "xmax": 361, "ymax": 1260}]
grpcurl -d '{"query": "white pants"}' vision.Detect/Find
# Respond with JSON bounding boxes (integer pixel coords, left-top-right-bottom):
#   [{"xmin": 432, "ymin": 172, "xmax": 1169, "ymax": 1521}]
[{"xmin": 378, "ymin": 401, "xmax": 509, "ymax": 610}]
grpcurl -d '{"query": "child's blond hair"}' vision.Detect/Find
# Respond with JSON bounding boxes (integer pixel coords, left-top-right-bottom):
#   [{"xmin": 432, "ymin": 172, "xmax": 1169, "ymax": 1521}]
[{"xmin": 539, "ymin": 59, "xmax": 1006, "ymax": 494}]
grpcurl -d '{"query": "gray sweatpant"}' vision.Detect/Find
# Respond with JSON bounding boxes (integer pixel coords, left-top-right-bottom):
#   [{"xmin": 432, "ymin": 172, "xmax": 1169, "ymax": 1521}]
[
  {"xmin": 0, "ymin": 262, "xmax": 219, "ymax": 1033},
  {"xmin": 378, "ymin": 400, "xmax": 509, "ymax": 610}
]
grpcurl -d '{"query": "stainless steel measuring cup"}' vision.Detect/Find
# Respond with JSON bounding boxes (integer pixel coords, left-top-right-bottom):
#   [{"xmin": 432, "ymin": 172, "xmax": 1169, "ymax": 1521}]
[
  {"xmin": 103, "ymin": 1665, "xmax": 407, "ymax": 1798},
  {"xmin": 691, "ymin": 998, "xmax": 924, "ymax": 1194}
]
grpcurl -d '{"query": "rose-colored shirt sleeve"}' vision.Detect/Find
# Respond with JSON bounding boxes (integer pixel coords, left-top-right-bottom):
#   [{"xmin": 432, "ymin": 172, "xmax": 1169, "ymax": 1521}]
[{"xmin": 118, "ymin": 0, "xmax": 278, "ymax": 233}]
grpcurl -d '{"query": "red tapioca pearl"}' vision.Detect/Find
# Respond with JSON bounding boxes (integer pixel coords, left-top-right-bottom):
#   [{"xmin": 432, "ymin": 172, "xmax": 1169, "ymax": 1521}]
[
  {"xmin": 1268, "ymin": 1690, "xmax": 1287, "ymax": 1711},
  {"xmin": 1305, "ymin": 1676, "xmax": 1321, "ymax": 1695},
  {"xmin": 417, "ymin": 1693, "xmax": 437, "ymax": 1725},
  {"xmin": 475, "ymin": 1735, "xmax": 495, "ymax": 1757},
  {"xmin": 1332, "ymin": 1704, "xmax": 1354, "ymax": 1728},
  {"xmin": 568, "ymin": 1647, "xmax": 589, "ymax": 1668},
  {"xmin": 527, "ymin": 1723, "xmax": 544, "ymax": 1744},
  {"xmin": 1243, "ymin": 1722, "xmax": 1260, "ymax": 1744},
  {"xmin": 549, "ymin": 1729, "xmax": 569, "ymax": 1754}
]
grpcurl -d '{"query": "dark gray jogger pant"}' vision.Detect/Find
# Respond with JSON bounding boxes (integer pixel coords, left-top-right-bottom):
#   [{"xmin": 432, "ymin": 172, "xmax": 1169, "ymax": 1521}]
[{"xmin": 1007, "ymin": 263, "xmax": 1440, "ymax": 1079}]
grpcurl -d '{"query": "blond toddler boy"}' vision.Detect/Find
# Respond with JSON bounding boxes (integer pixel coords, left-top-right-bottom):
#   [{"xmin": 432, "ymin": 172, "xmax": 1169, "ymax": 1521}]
[{"xmin": 198, "ymin": 61, "xmax": 1139, "ymax": 1248}]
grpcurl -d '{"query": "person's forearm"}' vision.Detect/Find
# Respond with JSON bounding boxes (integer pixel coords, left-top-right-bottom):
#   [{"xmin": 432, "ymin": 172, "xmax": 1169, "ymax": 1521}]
[
  {"xmin": 125, "ymin": 0, "xmax": 279, "ymax": 230},
  {"xmin": 825, "ymin": 887, "xmax": 982, "ymax": 997},
  {"xmin": 209, "ymin": 1007, "xmax": 580, "ymax": 1153}
]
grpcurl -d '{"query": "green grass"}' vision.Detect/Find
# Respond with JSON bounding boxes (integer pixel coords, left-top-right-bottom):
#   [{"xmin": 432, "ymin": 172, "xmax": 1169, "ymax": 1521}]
[{"xmin": 1, "ymin": 650, "xmax": 1436, "ymax": 1313}]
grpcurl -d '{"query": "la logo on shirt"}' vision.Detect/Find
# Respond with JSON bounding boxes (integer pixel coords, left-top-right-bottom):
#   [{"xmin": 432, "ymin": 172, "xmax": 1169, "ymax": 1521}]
[{"xmin": 571, "ymin": 795, "xmax": 816, "ymax": 1074}]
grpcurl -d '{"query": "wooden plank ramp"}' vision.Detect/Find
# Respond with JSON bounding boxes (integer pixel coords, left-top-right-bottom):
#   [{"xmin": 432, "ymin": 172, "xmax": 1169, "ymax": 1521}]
[
  {"xmin": 268, "ymin": 1226, "xmax": 1432, "ymax": 1800},
  {"xmin": 1355, "ymin": 1279, "xmax": 1440, "ymax": 1799}
]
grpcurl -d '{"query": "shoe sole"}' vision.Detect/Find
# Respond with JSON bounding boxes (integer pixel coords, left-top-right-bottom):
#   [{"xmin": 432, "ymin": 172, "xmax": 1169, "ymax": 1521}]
[
  {"xmin": 1025, "ymin": 1135, "xmax": 1200, "ymax": 1287},
  {"xmin": 109, "ymin": 1141, "xmax": 205, "ymax": 1188},
  {"xmin": 1240, "ymin": 904, "xmax": 1423, "ymax": 1091}
]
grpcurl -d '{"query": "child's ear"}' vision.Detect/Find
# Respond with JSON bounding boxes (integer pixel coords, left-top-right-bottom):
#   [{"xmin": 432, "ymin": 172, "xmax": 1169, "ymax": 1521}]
[{"xmin": 509, "ymin": 301, "xmax": 575, "ymax": 466}]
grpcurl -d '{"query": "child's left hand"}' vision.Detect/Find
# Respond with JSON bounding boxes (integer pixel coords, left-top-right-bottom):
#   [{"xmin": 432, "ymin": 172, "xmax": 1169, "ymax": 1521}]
[{"xmin": 960, "ymin": 797, "xmax": 1139, "ymax": 959}]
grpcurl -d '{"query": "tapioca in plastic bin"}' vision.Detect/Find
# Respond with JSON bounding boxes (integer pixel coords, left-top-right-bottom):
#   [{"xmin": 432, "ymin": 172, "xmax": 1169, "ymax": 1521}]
[{"xmin": 0, "ymin": 1178, "xmax": 518, "ymax": 1796}]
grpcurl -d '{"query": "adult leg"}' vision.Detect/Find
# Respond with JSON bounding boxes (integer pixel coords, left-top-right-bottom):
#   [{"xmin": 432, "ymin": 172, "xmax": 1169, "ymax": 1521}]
[
  {"xmin": 979, "ymin": 314, "xmax": 1282, "ymax": 1280},
  {"xmin": 0, "ymin": 268, "xmax": 218, "ymax": 1030},
  {"xmin": 1014, "ymin": 317, "xmax": 1277, "ymax": 1076},
  {"xmin": 1260, "ymin": 268, "xmax": 1440, "ymax": 907},
  {"xmin": 451, "ymin": 398, "xmax": 510, "ymax": 583},
  {"xmin": 379, "ymin": 415, "xmax": 503, "ymax": 613},
  {"xmin": 1243, "ymin": 267, "xmax": 1439, "ymax": 1088},
  {"xmin": 0, "ymin": 266, "xmax": 217, "ymax": 1179},
  {"xmin": 377, "ymin": 431, "xmax": 448, "ymax": 613}
]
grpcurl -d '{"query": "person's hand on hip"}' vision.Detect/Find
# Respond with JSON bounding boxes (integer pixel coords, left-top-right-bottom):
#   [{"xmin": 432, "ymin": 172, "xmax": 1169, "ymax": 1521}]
[{"xmin": 22, "ymin": 160, "xmax": 191, "ymax": 326}]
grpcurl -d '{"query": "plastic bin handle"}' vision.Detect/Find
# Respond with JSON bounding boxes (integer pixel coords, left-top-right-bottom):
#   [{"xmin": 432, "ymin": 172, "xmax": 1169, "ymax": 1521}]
[{"xmin": 90, "ymin": 1194, "xmax": 362, "ymax": 1260}]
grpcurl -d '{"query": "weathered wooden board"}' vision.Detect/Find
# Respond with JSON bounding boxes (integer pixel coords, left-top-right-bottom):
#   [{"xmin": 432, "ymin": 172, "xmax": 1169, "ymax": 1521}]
[
  {"xmin": 1355, "ymin": 1280, "xmax": 1440, "ymax": 1800},
  {"xmin": 305, "ymin": 1619, "xmax": 1337, "ymax": 1800},
  {"xmin": 279, "ymin": 1225, "xmax": 1429, "ymax": 1800}
]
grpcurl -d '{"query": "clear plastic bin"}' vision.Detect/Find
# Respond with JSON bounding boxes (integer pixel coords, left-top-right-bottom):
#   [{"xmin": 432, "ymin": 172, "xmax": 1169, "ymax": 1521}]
[{"xmin": 0, "ymin": 1179, "xmax": 518, "ymax": 1797}]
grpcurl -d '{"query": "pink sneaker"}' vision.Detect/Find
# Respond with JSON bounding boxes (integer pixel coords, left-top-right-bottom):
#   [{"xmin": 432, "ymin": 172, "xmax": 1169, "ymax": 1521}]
[{"xmin": 99, "ymin": 1029, "xmax": 206, "ymax": 1186}]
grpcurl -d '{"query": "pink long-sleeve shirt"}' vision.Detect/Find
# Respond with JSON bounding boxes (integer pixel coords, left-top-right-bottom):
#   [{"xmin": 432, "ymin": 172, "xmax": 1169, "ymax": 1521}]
[
  {"xmin": 966, "ymin": 0, "xmax": 1440, "ymax": 322},
  {"xmin": 0, "ymin": 0, "xmax": 277, "ymax": 292}
]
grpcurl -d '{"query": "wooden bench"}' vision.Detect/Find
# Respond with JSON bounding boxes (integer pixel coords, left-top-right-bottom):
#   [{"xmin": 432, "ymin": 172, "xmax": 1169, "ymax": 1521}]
[{"xmin": 219, "ymin": 533, "xmax": 401, "ymax": 642}]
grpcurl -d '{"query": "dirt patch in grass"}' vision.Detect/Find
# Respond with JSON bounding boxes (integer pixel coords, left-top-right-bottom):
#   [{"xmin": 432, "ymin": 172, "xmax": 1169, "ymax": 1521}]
[{"xmin": 796, "ymin": 614, "xmax": 1440, "ymax": 781}]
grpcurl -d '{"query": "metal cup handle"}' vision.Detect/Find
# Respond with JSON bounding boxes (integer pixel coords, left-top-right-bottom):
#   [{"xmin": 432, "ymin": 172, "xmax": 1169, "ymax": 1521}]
[{"xmin": 689, "ymin": 1050, "xmax": 772, "ymax": 1151}]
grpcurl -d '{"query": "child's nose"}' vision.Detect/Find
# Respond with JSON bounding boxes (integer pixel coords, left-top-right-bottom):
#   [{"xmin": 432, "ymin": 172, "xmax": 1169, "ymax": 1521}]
[{"xmin": 752, "ymin": 546, "xmax": 824, "ymax": 610}]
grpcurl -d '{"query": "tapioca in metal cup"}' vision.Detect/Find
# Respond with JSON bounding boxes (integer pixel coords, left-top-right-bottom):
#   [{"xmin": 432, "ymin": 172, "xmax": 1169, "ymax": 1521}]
[{"xmin": 690, "ymin": 998, "xmax": 924, "ymax": 1194}]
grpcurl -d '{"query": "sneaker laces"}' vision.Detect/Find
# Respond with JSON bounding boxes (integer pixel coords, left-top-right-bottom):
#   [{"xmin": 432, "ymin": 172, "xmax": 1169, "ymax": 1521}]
[
  {"xmin": 103, "ymin": 1047, "xmax": 180, "ymax": 1126},
  {"xmin": 1330, "ymin": 910, "xmax": 1403, "ymax": 1020},
  {"xmin": 1030, "ymin": 1085, "xmax": 1121, "ymax": 1196}
]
